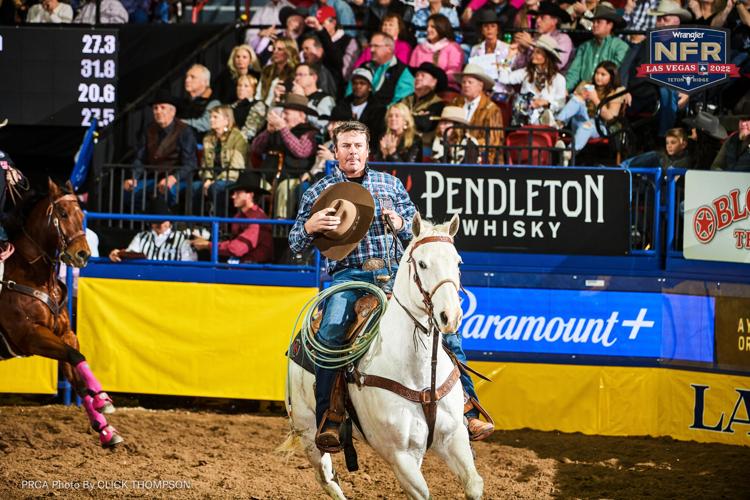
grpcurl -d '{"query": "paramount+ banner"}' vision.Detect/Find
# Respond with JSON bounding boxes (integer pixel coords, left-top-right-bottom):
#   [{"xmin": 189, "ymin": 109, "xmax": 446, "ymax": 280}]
[
  {"xmin": 683, "ymin": 170, "xmax": 750, "ymax": 264},
  {"xmin": 373, "ymin": 165, "xmax": 630, "ymax": 255}
]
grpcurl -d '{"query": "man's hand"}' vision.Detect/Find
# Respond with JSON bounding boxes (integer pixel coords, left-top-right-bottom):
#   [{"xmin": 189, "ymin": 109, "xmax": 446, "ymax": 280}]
[
  {"xmin": 305, "ymin": 16, "xmax": 322, "ymax": 31},
  {"xmin": 190, "ymin": 237, "xmax": 211, "ymax": 250},
  {"xmin": 382, "ymin": 208, "xmax": 403, "ymax": 231},
  {"xmin": 123, "ymin": 178, "xmax": 138, "ymax": 191},
  {"xmin": 42, "ymin": 0, "xmax": 59, "ymax": 13},
  {"xmin": 5, "ymin": 166, "xmax": 23, "ymax": 186},
  {"xmin": 531, "ymin": 98, "xmax": 549, "ymax": 109},
  {"xmin": 460, "ymin": 7, "xmax": 473, "ymax": 24},
  {"xmin": 317, "ymin": 145, "xmax": 335, "ymax": 161},
  {"xmin": 109, "ymin": 248, "xmax": 122, "ymax": 262},
  {"xmin": 157, "ymin": 175, "xmax": 178, "ymax": 193},
  {"xmin": 267, "ymin": 110, "xmax": 286, "ymax": 131},
  {"xmin": 203, "ymin": 179, "xmax": 213, "ymax": 196},
  {"xmin": 259, "ymin": 25, "xmax": 278, "ymax": 39},
  {"xmin": 514, "ymin": 32, "xmax": 533, "ymax": 49},
  {"xmin": 304, "ymin": 207, "xmax": 340, "ymax": 234}
]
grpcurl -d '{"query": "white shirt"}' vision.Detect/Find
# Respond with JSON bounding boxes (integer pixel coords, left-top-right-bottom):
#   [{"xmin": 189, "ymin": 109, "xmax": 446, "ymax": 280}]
[
  {"xmin": 351, "ymin": 102, "xmax": 367, "ymax": 120},
  {"xmin": 74, "ymin": 0, "xmax": 128, "ymax": 24},
  {"xmin": 464, "ymin": 96, "xmax": 482, "ymax": 123},
  {"xmin": 26, "ymin": 2, "xmax": 74, "ymax": 23},
  {"xmin": 126, "ymin": 228, "xmax": 197, "ymax": 262}
]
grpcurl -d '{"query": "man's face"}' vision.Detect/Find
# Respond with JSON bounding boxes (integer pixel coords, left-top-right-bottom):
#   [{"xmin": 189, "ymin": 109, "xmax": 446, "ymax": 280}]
[
  {"xmin": 283, "ymin": 108, "xmax": 306, "ymax": 127},
  {"xmin": 739, "ymin": 119, "xmax": 750, "ymax": 139},
  {"xmin": 286, "ymin": 14, "xmax": 305, "ymax": 36},
  {"xmin": 152, "ymin": 103, "xmax": 176, "ymax": 128},
  {"xmin": 151, "ymin": 221, "xmax": 171, "ymax": 234},
  {"xmin": 536, "ymin": 14, "xmax": 557, "ymax": 34},
  {"xmin": 370, "ymin": 35, "xmax": 392, "ymax": 65},
  {"xmin": 335, "ymin": 130, "xmax": 369, "ymax": 177},
  {"xmin": 461, "ymin": 76, "xmax": 484, "ymax": 100},
  {"xmin": 302, "ymin": 39, "xmax": 323, "ymax": 63},
  {"xmin": 414, "ymin": 71, "xmax": 438, "ymax": 93},
  {"xmin": 184, "ymin": 68, "xmax": 207, "ymax": 96},
  {"xmin": 656, "ymin": 14, "xmax": 680, "ymax": 27},
  {"xmin": 231, "ymin": 189, "xmax": 252, "ymax": 208},
  {"xmin": 665, "ymin": 136, "xmax": 686, "ymax": 156},
  {"xmin": 294, "ymin": 66, "xmax": 315, "ymax": 90},
  {"xmin": 591, "ymin": 19, "xmax": 613, "ymax": 39},
  {"xmin": 351, "ymin": 77, "xmax": 371, "ymax": 98}
]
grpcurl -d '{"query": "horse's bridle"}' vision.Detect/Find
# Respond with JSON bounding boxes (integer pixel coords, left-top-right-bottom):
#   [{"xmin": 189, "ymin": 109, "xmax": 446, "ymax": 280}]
[{"xmin": 23, "ymin": 193, "xmax": 86, "ymax": 264}]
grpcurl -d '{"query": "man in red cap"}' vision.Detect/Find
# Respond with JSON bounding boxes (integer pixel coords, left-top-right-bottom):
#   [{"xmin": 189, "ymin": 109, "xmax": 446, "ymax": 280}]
[{"xmin": 305, "ymin": 6, "xmax": 360, "ymax": 87}]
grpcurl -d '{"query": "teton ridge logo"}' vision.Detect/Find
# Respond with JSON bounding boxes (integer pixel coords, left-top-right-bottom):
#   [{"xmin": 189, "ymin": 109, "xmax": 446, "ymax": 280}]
[{"xmin": 636, "ymin": 27, "xmax": 740, "ymax": 94}]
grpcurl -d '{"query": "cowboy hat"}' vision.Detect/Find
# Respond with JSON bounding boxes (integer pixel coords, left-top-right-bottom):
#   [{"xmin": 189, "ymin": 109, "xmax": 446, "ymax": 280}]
[
  {"xmin": 281, "ymin": 93, "xmax": 318, "ymax": 117},
  {"xmin": 533, "ymin": 34, "xmax": 563, "ymax": 63},
  {"xmin": 228, "ymin": 171, "xmax": 271, "ymax": 195},
  {"xmin": 591, "ymin": 4, "xmax": 626, "ymax": 29},
  {"xmin": 279, "ymin": 6, "xmax": 306, "ymax": 26},
  {"xmin": 410, "ymin": 62, "xmax": 448, "ymax": 92},
  {"xmin": 721, "ymin": 100, "xmax": 750, "ymax": 131},
  {"xmin": 455, "ymin": 63, "xmax": 495, "ymax": 91},
  {"xmin": 149, "ymin": 88, "xmax": 180, "ymax": 108},
  {"xmin": 430, "ymin": 106, "xmax": 469, "ymax": 124},
  {"xmin": 310, "ymin": 182, "xmax": 375, "ymax": 260},
  {"xmin": 529, "ymin": 2, "xmax": 572, "ymax": 24},
  {"xmin": 682, "ymin": 111, "xmax": 727, "ymax": 140},
  {"xmin": 472, "ymin": 8, "xmax": 500, "ymax": 26},
  {"xmin": 648, "ymin": 0, "xmax": 692, "ymax": 22}
]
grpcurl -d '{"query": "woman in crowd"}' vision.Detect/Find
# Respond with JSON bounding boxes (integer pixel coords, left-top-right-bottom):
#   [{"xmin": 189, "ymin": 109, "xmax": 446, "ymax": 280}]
[
  {"xmin": 412, "ymin": 0, "xmax": 460, "ymax": 43},
  {"xmin": 688, "ymin": 0, "xmax": 722, "ymax": 25},
  {"xmin": 363, "ymin": 0, "xmax": 414, "ymax": 39},
  {"xmin": 374, "ymin": 103, "xmax": 423, "ymax": 162},
  {"xmin": 498, "ymin": 35, "xmax": 567, "ymax": 125},
  {"xmin": 216, "ymin": 44, "xmax": 262, "ymax": 103},
  {"xmin": 354, "ymin": 13, "xmax": 414, "ymax": 67},
  {"xmin": 409, "ymin": 14, "xmax": 464, "ymax": 90},
  {"xmin": 431, "ymin": 106, "xmax": 480, "ymax": 164},
  {"xmin": 257, "ymin": 37, "xmax": 299, "ymax": 105},
  {"xmin": 556, "ymin": 60, "xmax": 625, "ymax": 151},
  {"xmin": 194, "ymin": 105, "xmax": 248, "ymax": 216},
  {"xmin": 514, "ymin": 0, "xmax": 540, "ymax": 29},
  {"xmin": 469, "ymin": 9, "xmax": 512, "ymax": 103},
  {"xmin": 232, "ymin": 74, "xmax": 258, "ymax": 128}
]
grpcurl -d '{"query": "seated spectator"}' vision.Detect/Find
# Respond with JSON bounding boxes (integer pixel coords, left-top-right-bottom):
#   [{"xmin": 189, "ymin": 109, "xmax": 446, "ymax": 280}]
[
  {"xmin": 565, "ymin": 4, "xmax": 628, "ymax": 93},
  {"xmin": 375, "ymin": 103, "xmax": 423, "ymax": 162},
  {"xmin": 688, "ymin": 0, "xmax": 723, "ymax": 25},
  {"xmin": 556, "ymin": 60, "xmax": 624, "ymax": 151},
  {"xmin": 399, "ymin": 62, "xmax": 446, "ymax": 145},
  {"xmin": 216, "ymin": 44, "xmax": 262, "ymax": 103},
  {"xmin": 353, "ymin": 32, "xmax": 414, "ymax": 106},
  {"xmin": 292, "ymin": 63, "xmax": 335, "ymax": 135},
  {"xmin": 514, "ymin": 2, "xmax": 573, "ymax": 71},
  {"xmin": 190, "ymin": 172, "xmax": 273, "ymax": 264},
  {"xmin": 109, "ymin": 197, "xmax": 197, "ymax": 262},
  {"xmin": 451, "ymin": 64, "xmax": 505, "ymax": 163},
  {"xmin": 461, "ymin": 0, "xmax": 518, "ymax": 30},
  {"xmin": 621, "ymin": 127, "xmax": 694, "ymax": 168},
  {"xmin": 74, "ymin": 0, "xmax": 128, "ymax": 23},
  {"xmin": 26, "ymin": 0, "xmax": 73, "ymax": 22},
  {"xmin": 431, "ymin": 106, "xmax": 481, "ymax": 164},
  {"xmin": 332, "ymin": 68, "xmax": 387, "ymax": 149},
  {"xmin": 257, "ymin": 37, "xmax": 299, "ymax": 106},
  {"xmin": 409, "ymin": 15, "xmax": 464, "ymax": 90},
  {"xmin": 249, "ymin": 6, "xmax": 308, "ymax": 66},
  {"xmin": 469, "ymin": 9, "xmax": 513, "ymax": 103},
  {"xmin": 513, "ymin": 0, "xmax": 540, "ymax": 29},
  {"xmin": 682, "ymin": 111, "xmax": 727, "ymax": 169},
  {"xmin": 194, "ymin": 105, "xmax": 248, "ymax": 217},
  {"xmin": 500, "ymin": 35, "xmax": 567, "ymax": 126},
  {"xmin": 562, "ymin": 0, "xmax": 599, "ymax": 31},
  {"xmin": 309, "ymin": 0, "xmax": 357, "ymax": 37},
  {"xmin": 364, "ymin": 0, "xmax": 414, "ymax": 39},
  {"xmin": 125, "ymin": 90, "xmax": 197, "ymax": 207},
  {"xmin": 413, "ymin": 0, "xmax": 460, "ymax": 43},
  {"xmin": 711, "ymin": 103, "xmax": 750, "ymax": 171},
  {"xmin": 354, "ymin": 13, "xmax": 413, "ymax": 67},
  {"xmin": 299, "ymin": 34, "xmax": 341, "ymax": 97},
  {"xmin": 304, "ymin": 6, "xmax": 359, "ymax": 82},
  {"xmin": 181, "ymin": 64, "xmax": 221, "ymax": 141},
  {"xmin": 232, "ymin": 74, "xmax": 259, "ymax": 129},
  {"xmin": 244, "ymin": 0, "xmax": 294, "ymax": 60}
]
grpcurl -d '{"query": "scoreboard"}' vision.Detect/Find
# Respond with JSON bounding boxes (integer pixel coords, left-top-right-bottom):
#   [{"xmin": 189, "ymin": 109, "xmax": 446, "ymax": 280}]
[{"xmin": 0, "ymin": 27, "xmax": 118, "ymax": 127}]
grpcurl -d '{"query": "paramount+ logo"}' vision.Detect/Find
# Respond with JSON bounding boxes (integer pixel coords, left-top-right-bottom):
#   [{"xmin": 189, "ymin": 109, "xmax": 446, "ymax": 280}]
[{"xmin": 637, "ymin": 27, "xmax": 740, "ymax": 93}]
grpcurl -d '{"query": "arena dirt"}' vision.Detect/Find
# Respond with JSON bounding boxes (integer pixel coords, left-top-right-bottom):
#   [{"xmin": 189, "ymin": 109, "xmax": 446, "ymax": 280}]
[{"xmin": 0, "ymin": 405, "xmax": 747, "ymax": 499}]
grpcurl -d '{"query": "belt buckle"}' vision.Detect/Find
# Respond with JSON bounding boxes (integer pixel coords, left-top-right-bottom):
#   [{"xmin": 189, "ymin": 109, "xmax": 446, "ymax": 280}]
[{"xmin": 361, "ymin": 258, "xmax": 385, "ymax": 271}]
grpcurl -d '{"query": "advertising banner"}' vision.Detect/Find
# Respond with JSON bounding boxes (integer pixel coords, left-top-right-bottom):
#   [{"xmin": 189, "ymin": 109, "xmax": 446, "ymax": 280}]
[
  {"xmin": 683, "ymin": 170, "xmax": 750, "ymax": 263},
  {"xmin": 715, "ymin": 296, "xmax": 750, "ymax": 371},
  {"xmin": 0, "ymin": 357, "xmax": 57, "ymax": 394},
  {"xmin": 373, "ymin": 164, "xmax": 631, "ymax": 255},
  {"xmin": 460, "ymin": 287, "xmax": 715, "ymax": 362}
]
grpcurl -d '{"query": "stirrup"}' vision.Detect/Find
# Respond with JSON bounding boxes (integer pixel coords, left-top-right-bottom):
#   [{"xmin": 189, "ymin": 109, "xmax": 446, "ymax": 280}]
[
  {"xmin": 315, "ymin": 417, "xmax": 342, "ymax": 453},
  {"xmin": 464, "ymin": 396, "xmax": 495, "ymax": 440}
]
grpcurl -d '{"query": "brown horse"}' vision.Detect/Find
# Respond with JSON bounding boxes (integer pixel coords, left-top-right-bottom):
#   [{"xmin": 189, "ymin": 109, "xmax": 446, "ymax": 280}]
[{"xmin": 0, "ymin": 178, "xmax": 123, "ymax": 448}]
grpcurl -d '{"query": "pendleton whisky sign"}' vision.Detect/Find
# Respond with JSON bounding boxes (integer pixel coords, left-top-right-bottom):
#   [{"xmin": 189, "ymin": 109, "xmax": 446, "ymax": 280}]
[{"xmin": 637, "ymin": 27, "xmax": 740, "ymax": 94}]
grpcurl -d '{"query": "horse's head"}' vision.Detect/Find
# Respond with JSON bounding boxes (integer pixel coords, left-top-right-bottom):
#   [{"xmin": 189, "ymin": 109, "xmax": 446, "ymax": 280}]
[
  {"xmin": 398, "ymin": 213, "xmax": 463, "ymax": 334},
  {"xmin": 44, "ymin": 178, "xmax": 91, "ymax": 268}
]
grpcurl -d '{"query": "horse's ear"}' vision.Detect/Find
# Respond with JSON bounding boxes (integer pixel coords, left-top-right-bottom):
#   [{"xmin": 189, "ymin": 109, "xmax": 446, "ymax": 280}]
[
  {"xmin": 412, "ymin": 212, "xmax": 422, "ymax": 238},
  {"xmin": 47, "ymin": 177, "xmax": 60, "ymax": 197},
  {"xmin": 448, "ymin": 214, "xmax": 460, "ymax": 237},
  {"xmin": 64, "ymin": 180, "xmax": 75, "ymax": 194}
]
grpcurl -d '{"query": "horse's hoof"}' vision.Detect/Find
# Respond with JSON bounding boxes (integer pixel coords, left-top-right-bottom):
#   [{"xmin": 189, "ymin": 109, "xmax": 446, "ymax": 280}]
[
  {"xmin": 99, "ymin": 425, "xmax": 123, "ymax": 448},
  {"xmin": 93, "ymin": 392, "xmax": 115, "ymax": 414}
]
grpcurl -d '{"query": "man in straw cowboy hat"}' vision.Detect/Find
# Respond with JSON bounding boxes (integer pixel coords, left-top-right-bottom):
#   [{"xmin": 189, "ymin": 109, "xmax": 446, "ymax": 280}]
[
  {"xmin": 565, "ymin": 3, "xmax": 629, "ymax": 92},
  {"xmin": 289, "ymin": 120, "xmax": 495, "ymax": 452},
  {"xmin": 450, "ymin": 63, "xmax": 505, "ymax": 163}
]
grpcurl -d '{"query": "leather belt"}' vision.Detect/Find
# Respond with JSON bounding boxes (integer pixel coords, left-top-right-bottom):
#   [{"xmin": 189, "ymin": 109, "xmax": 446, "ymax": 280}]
[{"xmin": 361, "ymin": 258, "xmax": 385, "ymax": 271}]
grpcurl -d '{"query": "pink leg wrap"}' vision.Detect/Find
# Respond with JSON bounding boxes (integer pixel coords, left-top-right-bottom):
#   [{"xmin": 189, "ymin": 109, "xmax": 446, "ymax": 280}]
[
  {"xmin": 75, "ymin": 361, "xmax": 102, "ymax": 394},
  {"xmin": 82, "ymin": 395, "xmax": 108, "ymax": 432}
]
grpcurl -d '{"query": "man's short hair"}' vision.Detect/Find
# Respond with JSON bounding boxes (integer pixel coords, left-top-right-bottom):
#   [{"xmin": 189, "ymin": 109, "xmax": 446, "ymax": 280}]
[
  {"xmin": 301, "ymin": 34, "xmax": 323, "ymax": 49},
  {"xmin": 666, "ymin": 128, "xmax": 687, "ymax": 142},
  {"xmin": 299, "ymin": 62, "xmax": 320, "ymax": 79},
  {"xmin": 371, "ymin": 31, "xmax": 394, "ymax": 49},
  {"xmin": 332, "ymin": 121, "xmax": 370, "ymax": 148},
  {"xmin": 190, "ymin": 63, "xmax": 211, "ymax": 86}
]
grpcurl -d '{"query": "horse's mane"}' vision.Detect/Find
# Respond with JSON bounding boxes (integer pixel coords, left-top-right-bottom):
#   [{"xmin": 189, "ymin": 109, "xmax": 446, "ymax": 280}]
[{"xmin": 2, "ymin": 183, "xmax": 73, "ymax": 241}]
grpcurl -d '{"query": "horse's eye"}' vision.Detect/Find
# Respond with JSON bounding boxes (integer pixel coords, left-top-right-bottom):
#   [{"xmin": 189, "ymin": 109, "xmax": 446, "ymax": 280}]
[
  {"xmin": 59, "ymin": 209, "xmax": 68, "ymax": 218},
  {"xmin": 418, "ymin": 261, "xmax": 427, "ymax": 270}
]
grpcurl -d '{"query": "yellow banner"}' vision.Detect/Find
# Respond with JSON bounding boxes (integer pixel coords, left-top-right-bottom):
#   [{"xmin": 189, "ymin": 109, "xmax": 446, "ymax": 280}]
[
  {"xmin": 77, "ymin": 277, "xmax": 318, "ymax": 400},
  {"xmin": 0, "ymin": 356, "xmax": 57, "ymax": 394},
  {"xmin": 471, "ymin": 361, "xmax": 750, "ymax": 447}
]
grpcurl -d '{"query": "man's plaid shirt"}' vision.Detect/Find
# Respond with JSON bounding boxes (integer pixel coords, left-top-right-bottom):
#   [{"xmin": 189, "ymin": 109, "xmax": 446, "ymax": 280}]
[
  {"xmin": 623, "ymin": 0, "xmax": 658, "ymax": 31},
  {"xmin": 289, "ymin": 165, "xmax": 416, "ymax": 274}
]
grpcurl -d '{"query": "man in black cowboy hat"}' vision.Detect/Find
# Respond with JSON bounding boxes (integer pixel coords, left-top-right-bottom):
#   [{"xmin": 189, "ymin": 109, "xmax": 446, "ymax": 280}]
[
  {"xmin": 565, "ymin": 4, "xmax": 629, "ymax": 92},
  {"xmin": 514, "ymin": 2, "xmax": 573, "ymax": 70},
  {"xmin": 191, "ymin": 172, "xmax": 274, "ymax": 263},
  {"xmin": 462, "ymin": 0, "xmax": 518, "ymax": 30},
  {"xmin": 711, "ymin": 103, "xmax": 750, "ymax": 172},
  {"xmin": 398, "ymin": 62, "xmax": 447, "ymax": 144},
  {"xmin": 124, "ymin": 89, "xmax": 197, "ymax": 209}
]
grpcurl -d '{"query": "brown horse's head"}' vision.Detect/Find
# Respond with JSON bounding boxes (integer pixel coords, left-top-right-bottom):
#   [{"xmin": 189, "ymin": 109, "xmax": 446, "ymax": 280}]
[{"xmin": 46, "ymin": 178, "xmax": 91, "ymax": 268}]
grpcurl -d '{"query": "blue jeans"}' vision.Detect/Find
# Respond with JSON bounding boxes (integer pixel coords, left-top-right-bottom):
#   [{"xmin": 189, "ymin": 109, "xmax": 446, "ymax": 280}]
[
  {"xmin": 557, "ymin": 96, "xmax": 602, "ymax": 151},
  {"xmin": 124, "ymin": 179, "xmax": 184, "ymax": 211},
  {"xmin": 191, "ymin": 179, "xmax": 230, "ymax": 216}
]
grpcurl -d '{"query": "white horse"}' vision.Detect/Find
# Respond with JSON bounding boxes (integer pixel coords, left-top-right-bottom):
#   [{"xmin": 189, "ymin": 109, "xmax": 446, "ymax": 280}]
[{"xmin": 283, "ymin": 213, "xmax": 483, "ymax": 500}]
